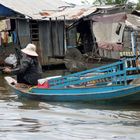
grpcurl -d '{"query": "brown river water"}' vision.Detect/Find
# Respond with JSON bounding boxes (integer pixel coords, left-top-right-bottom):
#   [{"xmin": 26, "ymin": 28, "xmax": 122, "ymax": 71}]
[{"xmin": 0, "ymin": 70, "xmax": 140, "ymax": 140}]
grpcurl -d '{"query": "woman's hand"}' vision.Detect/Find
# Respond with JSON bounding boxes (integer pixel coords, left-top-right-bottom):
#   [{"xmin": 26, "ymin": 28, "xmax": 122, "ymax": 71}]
[{"xmin": 3, "ymin": 67, "xmax": 12, "ymax": 74}]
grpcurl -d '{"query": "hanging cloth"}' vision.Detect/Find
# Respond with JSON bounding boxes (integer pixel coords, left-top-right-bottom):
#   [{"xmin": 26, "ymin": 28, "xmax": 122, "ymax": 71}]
[
  {"xmin": 0, "ymin": 20, "xmax": 6, "ymax": 31},
  {"xmin": 5, "ymin": 19, "xmax": 11, "ymax": 30},
  {"xmin": 8, "ymin": 32, "xmax": 12, "ymax": 43},
  {"xmin": 12, "ymin": 31, "xmax": 17, "ymax": 44},
  {"xmin": 0, "ymin": 32, "xmax": 2, "ymax": 46},
  {"xmin": 3, "ymin": 31, "xmax": 8, "ymax": 44}
]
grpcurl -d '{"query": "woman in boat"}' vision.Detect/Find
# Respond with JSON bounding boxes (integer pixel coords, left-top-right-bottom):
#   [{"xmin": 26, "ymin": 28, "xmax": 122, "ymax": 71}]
[{"xmin": 3, "ymin": 43, "xmax": 42, "ymax": 86}]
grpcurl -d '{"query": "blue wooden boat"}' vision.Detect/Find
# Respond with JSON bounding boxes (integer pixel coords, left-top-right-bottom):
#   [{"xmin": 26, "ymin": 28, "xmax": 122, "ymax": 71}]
[
  {"xmin": 4, "ymin": 60, "xmax": 140, "ymax": 103},
  {"xmin": 4, "ymin": 77, "xmax": 140, "ymax": 103}
]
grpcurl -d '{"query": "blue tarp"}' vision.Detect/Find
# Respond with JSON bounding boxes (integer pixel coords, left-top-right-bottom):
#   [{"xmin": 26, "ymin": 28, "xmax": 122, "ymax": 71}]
[{"xmin": 0, "ymin": 4, "xmax": 16, "ymax": 16}]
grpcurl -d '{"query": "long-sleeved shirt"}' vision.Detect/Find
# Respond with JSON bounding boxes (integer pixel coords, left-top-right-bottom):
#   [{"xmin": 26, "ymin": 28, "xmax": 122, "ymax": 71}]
[{"xmin": 12, "ymin": 55, "xmax": 42, "ymax": 85}]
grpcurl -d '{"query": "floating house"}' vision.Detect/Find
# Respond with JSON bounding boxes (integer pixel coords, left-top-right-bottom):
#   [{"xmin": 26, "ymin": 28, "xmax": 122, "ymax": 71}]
[
  {"xmin": 64, "ymin": 6, "xmax": 127, "ymax": 60},
  {"xmin": 0, "ymin": 1, "xmax": 128, "ymax": 67},
  {"xmin": 124, "ymin": 10, "xmax": 140, "ymax": 52},
  {"xmin": 0, "ymin": 0, "xmax": 71, "ymax": 65},
  {"xmin": 52, "ymin": 5, "xmax": 127, "ymax": 72}
]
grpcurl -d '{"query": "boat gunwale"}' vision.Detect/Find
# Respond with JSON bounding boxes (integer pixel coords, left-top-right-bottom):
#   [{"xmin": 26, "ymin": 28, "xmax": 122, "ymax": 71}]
[{"xmin": 6, "ymin": 77, "xmax": 140, "ymax": 96}]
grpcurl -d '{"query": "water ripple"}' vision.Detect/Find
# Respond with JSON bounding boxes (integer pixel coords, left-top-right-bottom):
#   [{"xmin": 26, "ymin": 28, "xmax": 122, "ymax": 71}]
[{"xmin": 0, "ymin": 79, "xmax": 140, "ymax": 140}]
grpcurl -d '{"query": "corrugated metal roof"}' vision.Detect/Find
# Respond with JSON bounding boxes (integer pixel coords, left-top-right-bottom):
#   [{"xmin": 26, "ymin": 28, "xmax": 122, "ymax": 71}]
[
  {"xmin": 46, "ymin": 6, "xmax": 97, "ymax": 20},
  {"xmin": 41, "ymin": 5, "xmax": 117, "ymax": 20},
  {"xmin": 126, "ymin": 14, "xmax": 140, "ymax": 29},
  {"xmin": 0, "ymin": 0, "xmax": 71, "ymax": 19},
  {"xmin": 0, "ymin": 1, "xmax": 121, "ymax": 20}
]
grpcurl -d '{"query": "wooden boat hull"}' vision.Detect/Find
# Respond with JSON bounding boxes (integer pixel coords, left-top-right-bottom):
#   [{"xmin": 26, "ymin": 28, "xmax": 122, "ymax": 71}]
[{"xmin": 5, "ymin": 77, "xmax": 140, "ymax": 103}]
